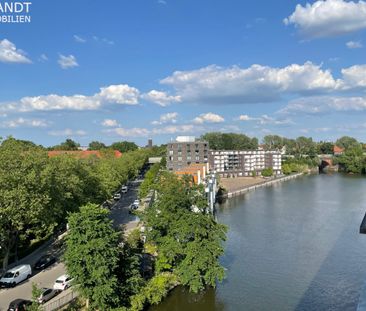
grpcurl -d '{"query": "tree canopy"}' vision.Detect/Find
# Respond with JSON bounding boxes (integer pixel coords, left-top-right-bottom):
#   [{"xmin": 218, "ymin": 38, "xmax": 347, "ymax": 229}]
[
  {"xmin": 64, "ymin": 203, "xmax": 120, "ymax": 309},
  {"xmin": 201, "ymin": 132, "xmax": 258, "ymax": 150}
]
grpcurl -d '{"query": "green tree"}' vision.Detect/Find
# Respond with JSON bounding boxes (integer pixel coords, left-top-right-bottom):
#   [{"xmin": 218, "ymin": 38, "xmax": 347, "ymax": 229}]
[
  {"xmin": 202, "ymin": 132, "xmax": 257, "ymax": 150},
  {"xmin": 88, "ymin": 141, "xmax": 107, "ymax": 150},
  {"xmin": 263, "ymin": 135, "xmax": 284, "ymax": 150},
  {"xmin": 317, "ymin": 141, "xmax": 334, "ymax": 154},
  {"xmin": 110, "ymin": 141, "xmax": 138, "ymax": 153},
  {"xmin": 337, "ymin": 145, "xmax": 365, "ymax": 174},
  {"xmin": 261, "ymin": 168, "xmax": 273, "ymax": 177},
  {"xmin": 143, "ymin": 173, "xmax": 227, "ymax": 293},
  {"xmin": 51, "ymin": 139, "xmax": 80, "ymax": 151},
  {"xmin": 0, "ymin": 138, "xmax": 53, "ymax": 269},
  {"xmin": 64, "ymin": 203, "xmax": 120, "ymax": 310},
  {"xmin": 336, "ymin": 136, "xmax": 360, "ymax": 150}
]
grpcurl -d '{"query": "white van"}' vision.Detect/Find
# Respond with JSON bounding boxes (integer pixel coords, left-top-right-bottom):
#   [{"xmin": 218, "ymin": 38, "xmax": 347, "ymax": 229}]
[{"xmin": 0, "ymin": 264, "xmax": 32, "ymax": 287}]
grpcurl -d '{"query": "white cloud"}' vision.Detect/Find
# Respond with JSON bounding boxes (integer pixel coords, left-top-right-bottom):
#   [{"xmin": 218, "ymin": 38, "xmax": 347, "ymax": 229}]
[
  {"xmin": 346, "ymin": 40, "xmax": 363, "ymax": 49},
  {"xmin": 1, "ymin": 118, "xmax": 49, "ymax": 128},
  {"xmin": 102, "ymin": 119, "xmax": 119, "ymax": 127},
  {"xmin": 152, "ymin": 124, "xmax": 196, "ymax": 135},
  {"xmin": 93, "ymin": 36, "xmax": 115, "ymax": 45},
  {"xmin": 284, "ymin": 0, "xmax": 366, "ymax": 38},
  {"xmin": 280, "ymin": 96, "xmax": 366, "ymax": 114},
  {"xmin": 238, "ymin": 114, "xmax": 292, "ymax": 125},
  {"xmin": 238, "ymin": 114, "xmax": 257, "ymax": 121},
  {"xmin": 257, "ymin": 115, "xmax": 293, "ymax": 125},
  {"xmin": 106, "ymin": 124, "xmax": 198, "ymax": 137},
  {"xmin": 151, "ymin": 112, "xmax": 178, "ymax": 125},
  {"xmin": 193, "ymin": 112, "xmax": 225, "ymax": 124},
  {"xmin": 58, "ymin": 54, "xmax": 79, "ymax": 69},
  {"xmin": 99, "ymin": 84, "xmax": 140, "ymax": 105},
  {"xmin": 0, "ymin": 84, "xmax": 142, "ymax": 113},
  {"xmin": 341, "ymin": 65, "xmax": 366, "ymax": 88},
  {"xmin": 161, "ymin": 62, "xmax": 340, "ymax": 104},
  {"xmin": 48, "ymin": 129, "xmax": 87, "ymax": 136},
  {"xmin": 112, "ymin": 127, "xmax": 150, "ymax": 137},
  {"xmin": 73, "ymin": 35, "xmax": 86, "ymax": 43},
  {"xmin": 0, "ymin": 39, "xmax": 31, "ymax": 63},
  {"xmin": 158, "ymin": 0, "xmax": 167, "ymax": 4},
  {"xmin": 142, "ymin": 90, "xmax": 181, "ymax": 106}
]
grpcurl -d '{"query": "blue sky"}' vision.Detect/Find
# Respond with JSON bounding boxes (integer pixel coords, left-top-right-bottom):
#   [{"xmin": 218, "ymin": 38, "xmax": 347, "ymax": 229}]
[{"xmin": 1, "ymin": 0, "xmax": 366, "ymax": 146}]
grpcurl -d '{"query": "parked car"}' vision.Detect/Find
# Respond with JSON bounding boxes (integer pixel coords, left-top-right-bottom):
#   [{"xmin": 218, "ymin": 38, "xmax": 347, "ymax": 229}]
[
  {"xmin": 121, "ymin": 185, "xmax": 128, "ymax": 193},
  {"xmin": 53, "ymin": 274, "xmax": 73, "ymax": 291},
  {"xmin": 0, "ymin": 265, "xmax": 32, "ymax": 288},
  {"xmin": 37, "ymin": 287, "xmax": 58, "ymax": 303},
  {"xmin": 34, "ymin": 255, "xmax": 56, "ymax": 270},
  {"xmin": 129, "ymin": 199, "xmax": 140, "ymax": 213},
  {"xmin": 113, "ymin": 193, "xmax": 121, "ymax": 200},
  {"xmin": 7, "ymin": 299, "xmax": 31, "ymax": 311}
]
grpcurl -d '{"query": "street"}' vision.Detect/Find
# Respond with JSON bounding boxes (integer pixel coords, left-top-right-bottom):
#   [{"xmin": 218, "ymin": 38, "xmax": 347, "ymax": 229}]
[{"xmin": 0, "ymin": 179, "xmax": 142, "ymax": 310}]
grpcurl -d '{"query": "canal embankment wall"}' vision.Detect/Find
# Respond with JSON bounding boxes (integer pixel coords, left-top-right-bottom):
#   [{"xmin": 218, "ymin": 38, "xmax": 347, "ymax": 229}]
[{"xmin": 224, "ymin": 173, "xmax": 304, "ymax": 198}]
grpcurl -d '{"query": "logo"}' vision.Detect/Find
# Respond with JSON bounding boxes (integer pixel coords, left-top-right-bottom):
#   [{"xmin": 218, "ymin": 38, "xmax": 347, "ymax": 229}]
[{"xmin": 0, "ymin": 1, "xmax": 32, "ymax": 23}]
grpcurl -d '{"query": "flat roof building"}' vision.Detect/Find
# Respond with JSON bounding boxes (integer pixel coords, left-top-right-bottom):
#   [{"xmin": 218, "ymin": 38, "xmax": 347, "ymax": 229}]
[
  {"xmin": 167, "ymin": 137, "xmax": 209, "ymax": 171},
  {"xmin": 209, "ymin": 149, "xmax": 282, "ymax": 177}
]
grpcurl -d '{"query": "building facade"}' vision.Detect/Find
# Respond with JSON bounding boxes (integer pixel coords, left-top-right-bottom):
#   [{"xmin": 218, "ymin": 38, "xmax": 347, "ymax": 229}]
[
  {"xmin": 209, "ymin": 149, "xmax": 282, "ymax": 177},
  {"xmin": 167, "ymin": 136, "xmax": 209, "ymax": 171}
]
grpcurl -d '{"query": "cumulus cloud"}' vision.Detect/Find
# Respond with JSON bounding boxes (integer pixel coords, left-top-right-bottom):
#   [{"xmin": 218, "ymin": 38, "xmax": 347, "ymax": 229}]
[
  {"xmin": 142, "ymin": 90, "xmax": 181, "ymax": 106},
  {"xmin": 238, "ymin": 114, "xmax": 258, "ymax": 121},
  {"xmin": 1, "ymin": 118, "xmax": 49, "ymax": 128},
  {"xmin": 193, "ymin": 112, "xmax": 225, "ymax": 124},
  {"xmin": 58, "ymin": 54, "xmax": 79, "ymax": 69},
  {"xmin": 151, "ymin": 112, "xmax": 178, "ymax": 125},
  {"xmin": 280, "ymin": 96, "xmax": 366, "ymax": 114},
  {"xmin": 0, "ymin": 39, "xmax": 31, "ymax": 63},
  {"xmin": 161, "ymin": 62, "xmax": 341, "ymax": 104},
  {"xmin": 346, "ymin": 40, "xmax": 363, "ymax": 49},
  {"xmin": 102, "ymin": 119, "xmax": 119, "ymax": 127},
  {"xmin": 284, "ymin": 0, "xmax": 366, "ymax": 38},
  {"xmin": 48, "ymin": 129, "xmax": 87, "ymax": 136},
  {"xmin": 0, "ymin": 84, "xmax": 141, "ymax": 113},
  {"xmin": 99, "ymin": 85, "xmax": 140, "ymax": 105},
  {"xmin": 341, "ymin": 65, "xmax": 366, "ymax": 88}
]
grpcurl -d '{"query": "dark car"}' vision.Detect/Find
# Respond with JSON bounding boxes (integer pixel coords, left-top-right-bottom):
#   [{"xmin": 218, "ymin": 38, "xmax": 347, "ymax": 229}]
[
  {"xmin": 7, "ymin": 299, "xmax": 32, "ymax": 311},
  {"xmin": 34, "ymin": 255, "xmax": 56, "ymax": 270}
]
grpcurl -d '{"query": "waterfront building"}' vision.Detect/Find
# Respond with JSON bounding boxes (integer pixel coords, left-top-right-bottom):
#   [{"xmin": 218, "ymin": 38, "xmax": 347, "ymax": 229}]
[
  {"xmin": 209, "ymin": 149, "xmax": 282, "ymax": 177},
  {"xmin": 167, "ymin": 136, "xmax": 209, "ymax": 171}
]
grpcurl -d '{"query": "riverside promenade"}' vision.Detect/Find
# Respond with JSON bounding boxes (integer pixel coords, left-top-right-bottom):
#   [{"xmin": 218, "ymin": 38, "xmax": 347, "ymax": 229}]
[{"xmin": 222, "ymin": 173, "xmax": 304, "ymax": 198}]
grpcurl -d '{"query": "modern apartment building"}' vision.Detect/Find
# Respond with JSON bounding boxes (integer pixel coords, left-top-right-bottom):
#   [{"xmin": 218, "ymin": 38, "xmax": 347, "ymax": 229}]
[
  {"xmin": 167, "ymin": 136, "xmax": 209, "ymax": 171},
  {"xmin": 209, "ymin": 149, "xmax": 282, "ymax": 177}
]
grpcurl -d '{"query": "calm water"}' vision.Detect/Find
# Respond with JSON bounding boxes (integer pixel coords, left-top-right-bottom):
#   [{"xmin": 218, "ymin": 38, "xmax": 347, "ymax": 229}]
[{"xmin": 150, "ymin": 174, "xmax": 366, "ymax": 311}]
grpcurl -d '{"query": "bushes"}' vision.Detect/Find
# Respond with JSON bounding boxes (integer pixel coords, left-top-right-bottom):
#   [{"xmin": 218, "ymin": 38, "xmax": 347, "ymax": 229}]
[
  {"xmin": 261, "ymin": 168, "xmax": 273, "ymax": 177},
  {"xmin": 128, "ymin": 273, "xmax": 178, "ymax": 311}
]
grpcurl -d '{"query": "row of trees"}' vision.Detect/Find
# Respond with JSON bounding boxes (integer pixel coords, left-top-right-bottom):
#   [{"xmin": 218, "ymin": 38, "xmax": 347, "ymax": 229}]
[
  {"xmin": 63, "ymin": 170, "xmax": 227, "ymax": 310},
  {"xmin": 45, "ymin": 138, "xmax": 139, "ymax": 153},
  {"xmin": 201, "ymin": 132, "xmax": 365, "ymax": 157},
  {"xmin": 0, "ymin": 137, "xmax": 150, "ymax": 269}
]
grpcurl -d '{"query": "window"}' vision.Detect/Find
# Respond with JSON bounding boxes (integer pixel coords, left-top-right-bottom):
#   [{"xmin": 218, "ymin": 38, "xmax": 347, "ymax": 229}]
[{"xmin": 178, "ymin": 157, "xmax": 182, "ymax": 161}]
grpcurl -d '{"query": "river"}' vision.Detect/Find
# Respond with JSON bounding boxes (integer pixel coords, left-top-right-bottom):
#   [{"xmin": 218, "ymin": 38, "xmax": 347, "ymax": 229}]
[{"xmin": 150, "ymin": 174, "xmax": 366, "ymax": 311}]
